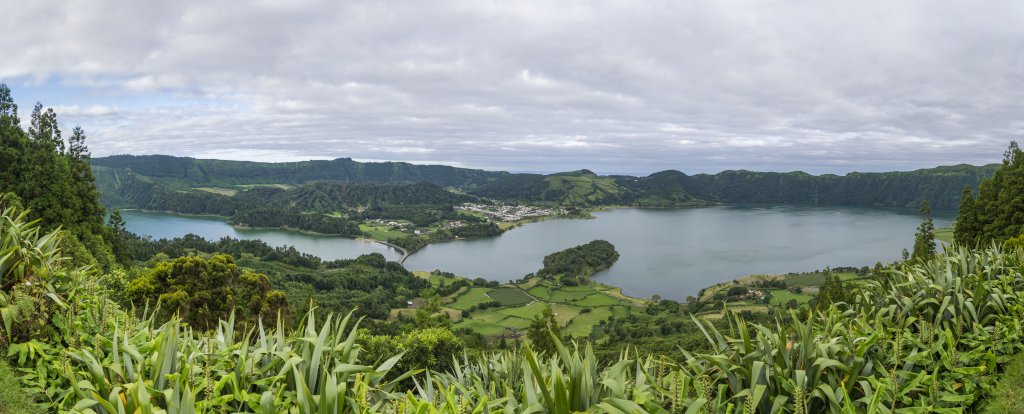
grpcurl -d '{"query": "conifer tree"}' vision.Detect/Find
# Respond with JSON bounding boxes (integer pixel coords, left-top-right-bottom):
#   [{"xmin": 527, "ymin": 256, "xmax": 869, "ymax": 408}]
[
  {"xmin": 953, "ymin": 186, "xmax": 978, "ymax": 246},
  {"xmin": 912, "ymin": 200, "xmax": 936, "ymax": 260},
  {"xmin": 0, "ymin": 84, "xmax": 18, "ymax": 128},
  {"xmin": 956, "ymin": 141, "xmax": 1024, "ymax": 243}
]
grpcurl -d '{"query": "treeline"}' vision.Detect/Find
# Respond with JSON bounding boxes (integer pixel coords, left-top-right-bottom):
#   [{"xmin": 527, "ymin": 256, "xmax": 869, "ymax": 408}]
[
  {"xmin": 391, "ymin": 222, "xmax": 504, "ymax": 253},
  {"xmin": 646, "ymin": 164, "xmax": 996, "ymax": 209},
  {"xmin": 275, "ymin": 253, "xmax": 428, "ymax": 319},
  {"xmin": 98, "ymin": 171, "xmax": 470, "ymax": 215},
  {"xmin": 955, "ymin": 142, "xmax": 1024, "ymax": 244},
  {"xmin": 123, "ymin": 232, "xmax": 428, "ymax": 320},
  {"xmin": 468, "ymin": 165, "xmax": 995, "ymax": 209},
  {"xmin": 95, "ymin": 151, "xmax": 997, "ymax": 212},
  {"xmin": 0, "ymin": 84, "xmax": 123, "ymax": 269},
  {"xmin": 231, "ymin": 209, "xmax": 361, "ymax": 235},
  {"xmin": 536, "ymin": 239, "xmax": 619, "ymax": 283},
  {"xmin": 96, "ymin": 170, "xmax": 474, "ymax": 231},
  {"xmin": 92, "ymin": 154, "xmax": 507, "ymax": 189},
  {"xmin": 282, "ymin": 181, "xmax": 472, "ymax": 211},
  {"xmin": 127, "ymin": 233, "xmax": 327, "ymax": 269}
]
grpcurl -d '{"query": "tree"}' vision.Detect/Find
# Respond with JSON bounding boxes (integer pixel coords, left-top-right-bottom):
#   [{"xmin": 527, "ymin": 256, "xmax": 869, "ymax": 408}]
[
  {"xmin": 912, "ymin": 200, "xmax": 936, "ymax": 260},
  {"xmin": 526, "ymin": 305, "xmax": 562, "ymax": 355},
  {"xmin": 107, "ymin": 209, "xmax": 131, "ymax": 265},
  {"xmin": 1004, "ymin": 141, "xmax": 1020, "ymax": 165},
  {"xmin": 953, "ymin": 186, "xmax": 979, "ymax": 246},
  {"xmin": 959, "ymin": 142, "xmax": 1024, "ymax": 243},
  {"xmin": 28, "ymin": 103, "xmax": 63, "ymax": 153},
  {"xmin": 813, "ymin": 268, "xmax": 853, "ymax": 310},
  {"xmin": 67, "ymin": 126, "xmax": 90, "ymax": 160},
  {"xmin": 126, "ymin": 254, "xmax": 289, "ymax": 330},
  {"xmin": 0, "ymin": 84, "xmax": 18, "ymax": 129}
]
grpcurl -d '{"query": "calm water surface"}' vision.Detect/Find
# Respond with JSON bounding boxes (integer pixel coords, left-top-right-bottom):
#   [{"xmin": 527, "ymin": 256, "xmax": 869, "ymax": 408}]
[
  {"xmin": 120, "ymin": 210, "xmax": 402, "ymax": 261},
  {"xmin": 122, "ymin": 206, "xmax": 952, "ymax": 300}
]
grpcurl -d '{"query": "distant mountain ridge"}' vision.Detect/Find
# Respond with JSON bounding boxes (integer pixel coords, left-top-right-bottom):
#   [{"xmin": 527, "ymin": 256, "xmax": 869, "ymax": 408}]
[
  {"xmin": 92, "ymin": 155, "xmax": 999, "ymax": 210},
  {"xmin": 91, "ymin": 154, "xmax": 508, "ymax": 189}
]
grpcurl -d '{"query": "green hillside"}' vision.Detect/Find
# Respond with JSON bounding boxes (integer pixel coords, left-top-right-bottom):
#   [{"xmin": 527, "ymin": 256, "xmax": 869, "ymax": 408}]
[
  {"xmin": 472, "ymin": 169, "xmax": 636, "ymax": 206},
  {"xmin": 95, "ymin": 155, "xmax": 997, "ymax": 210},
  {"xmin": 92, "ymin": 154, "xmax": 508, "ymax": 189}
]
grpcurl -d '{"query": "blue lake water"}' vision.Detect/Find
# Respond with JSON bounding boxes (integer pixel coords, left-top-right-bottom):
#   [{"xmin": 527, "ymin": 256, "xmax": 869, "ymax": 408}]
[{"xmin": 122, "ymin": 206, "xmax": 952, "ymax": 300}]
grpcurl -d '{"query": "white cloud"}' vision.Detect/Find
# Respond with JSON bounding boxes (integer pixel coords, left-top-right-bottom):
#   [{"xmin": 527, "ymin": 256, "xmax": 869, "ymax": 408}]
[{"xmin": 1, "ymin": 0, "xmax": 1021, "ymax": 174}]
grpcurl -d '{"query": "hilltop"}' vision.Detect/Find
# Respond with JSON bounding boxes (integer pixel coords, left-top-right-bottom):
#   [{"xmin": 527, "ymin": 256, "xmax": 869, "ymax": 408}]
[{"xmin": 94, "ymin": 154, "xmax": 997, "ymax": 210}]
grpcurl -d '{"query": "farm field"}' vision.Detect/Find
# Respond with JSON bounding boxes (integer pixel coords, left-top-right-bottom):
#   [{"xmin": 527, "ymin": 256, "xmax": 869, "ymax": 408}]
[
  {"xmin": 769, "ymin": 289, "xmax": 814, "ymax": 306},
  {"xmin": 359, "ymin": 224, "xmax": 408, "ymax": 241},
  {"xmin": 405, "ymin": 276, "xmax": 646, "ymax": 339}
]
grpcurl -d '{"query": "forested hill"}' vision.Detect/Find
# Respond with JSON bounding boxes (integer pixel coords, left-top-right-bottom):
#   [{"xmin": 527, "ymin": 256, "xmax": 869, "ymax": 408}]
[
  {"xmin": 93, "ymin": 154, "xmax": 997, "ymax": 210},
  {"xmin": 627, "ymin": 164, "xmax": 999, "ymax": 210},
  {"xmin": 473, "ymin": 164, "xmax": 997, "ymax": 209},
  {"xmin": 92, "ymin": 154, "xmax": 508, "ymax": 189}
]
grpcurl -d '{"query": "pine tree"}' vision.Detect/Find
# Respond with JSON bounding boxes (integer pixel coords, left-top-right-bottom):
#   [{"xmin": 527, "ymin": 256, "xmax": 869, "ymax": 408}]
[
  {"xmin": 964, "ymin": 141, "xmax": 1024, "ymax": 243},
  {"xmin": 68, "ymin": 126, "xmax": 90, "ymax": 160},
  {"xmin": 28, "ymin": 103, "xmax": 64, "ymax": 153},
  {"xmin": 0, "ymin": 84, "xmax": 18, "ymax": 129},
  {"xmin": 953, "ymin": 186, "xmax": 978, "ymax": 246},
  {"xmin": 912, "ymin": 200, "xmax": 936, "ymax": 260}
]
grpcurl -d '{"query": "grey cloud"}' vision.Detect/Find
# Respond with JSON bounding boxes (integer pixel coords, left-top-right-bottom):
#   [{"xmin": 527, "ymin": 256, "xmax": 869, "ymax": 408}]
[{"xmin": 1, "ymin": 0, "xmax": 1022, "ymax": 174}]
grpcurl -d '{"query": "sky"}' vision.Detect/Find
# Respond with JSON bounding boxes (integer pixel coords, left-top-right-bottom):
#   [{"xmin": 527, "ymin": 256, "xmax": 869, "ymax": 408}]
[{"xmin": 1, "ymin": 1, "xmax": 1023, "ymax": 175}]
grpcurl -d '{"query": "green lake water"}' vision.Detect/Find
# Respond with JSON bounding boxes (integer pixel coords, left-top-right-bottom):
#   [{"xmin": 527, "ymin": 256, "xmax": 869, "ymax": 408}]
[{"xmin": 122, "ymin": 206, "xmax": 953, "ymax": 300}]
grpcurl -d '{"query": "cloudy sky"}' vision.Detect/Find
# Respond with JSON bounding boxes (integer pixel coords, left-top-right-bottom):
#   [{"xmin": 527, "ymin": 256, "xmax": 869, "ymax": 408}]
[{"xmin": 2, "ymin": 1, "xmax": 1022, "ymax": 175}]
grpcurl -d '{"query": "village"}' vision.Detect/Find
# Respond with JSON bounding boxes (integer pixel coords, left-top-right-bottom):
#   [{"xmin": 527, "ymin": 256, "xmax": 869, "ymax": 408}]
[{"xmin": 457, "ymin": 203, "xmax": 563, "ymax": 222}]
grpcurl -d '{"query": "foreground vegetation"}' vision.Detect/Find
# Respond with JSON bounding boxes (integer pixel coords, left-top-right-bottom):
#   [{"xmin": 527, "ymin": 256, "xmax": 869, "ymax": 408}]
[{"xmin": 5, "ymin": 198, "xmax": 1024, "ymax": 412}]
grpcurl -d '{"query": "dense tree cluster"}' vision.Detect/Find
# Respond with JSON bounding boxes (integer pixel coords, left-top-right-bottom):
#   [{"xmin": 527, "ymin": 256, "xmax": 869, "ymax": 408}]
[
  {"xmin": 128, "ymin": 234, "xmax": 324, "ymax": 269},
  {"xmin": 472, "ymin": 173, "xmax": 559, "ymax": 202},
  {"xmin": 619, "ymin": 165, "xmax": 997, "ymax": 210},
  {"xmin": 92, "ymin": 154, "xmax": 507, "ymax": 189},
  {"xmin": 125, "ymin": 234, "xmax": 429, "ymax": 320},
  {"xmin": 536, "ymin": 240, "xmax": 620, "ymax": 282},
  {"xmin": 354, "ymin": 205, "xmax": 463, "ymax": 227},
  {"xmin": 126, "ymin": 254, "xmax": 288, "ymax": 330},
  {"xmin": 277, "ymin": 253, "xmax": 427, "ymax": 319},
  {"xmin": 450, "ymin": 222, "xmax": 502, "ymax": 238},
  {"xmin": 473, "ymin": 164, "xmax": 995, "ymax": 209},
  {"xmin": 231, "ymin": 209, "xmax": 360, "ymax": 235},
  {"xmin": 390, "ymin": 222, "xmax": 505, "ymax": 253},
  {"xmin": 0, "ymin": 84, "xmax": 121, "ymax": 269},
  {"xmin": 955, "ymin": 142, "xmax": 1024, "ymax": 245},
  {"xmin": 95, "ymin": 169, "xmax": 472, "ymax": 231},
  {"xmin": 283, "ymin": 181, "xmax": 472, "ymax": 211}
]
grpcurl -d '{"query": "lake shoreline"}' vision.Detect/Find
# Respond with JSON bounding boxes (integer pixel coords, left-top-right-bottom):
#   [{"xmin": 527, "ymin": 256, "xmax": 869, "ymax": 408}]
[{"xmin": 123, "ymin": 206, "xmax": 953, "ymax": 301}]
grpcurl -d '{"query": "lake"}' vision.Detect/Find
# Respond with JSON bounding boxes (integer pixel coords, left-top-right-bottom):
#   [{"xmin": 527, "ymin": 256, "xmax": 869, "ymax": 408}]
[
  {"xmin": 120, "ymin": 210, "xmax": 403, "ymax": 260},
  {"xmin": 122, "ymin": 206, "xmax": 953, "ymax": 300}
]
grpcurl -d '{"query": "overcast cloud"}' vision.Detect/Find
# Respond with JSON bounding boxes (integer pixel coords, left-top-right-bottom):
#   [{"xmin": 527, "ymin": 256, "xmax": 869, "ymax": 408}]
[{"xmin": 1, "ymin": 0, "xmax": 1022, "ymax": 174}]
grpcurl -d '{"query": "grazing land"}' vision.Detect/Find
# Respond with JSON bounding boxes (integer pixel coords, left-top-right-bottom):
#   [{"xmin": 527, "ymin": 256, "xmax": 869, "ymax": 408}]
[{"xmin": 410, "ymin": 271, "xmax": 645, "ymax": 339}]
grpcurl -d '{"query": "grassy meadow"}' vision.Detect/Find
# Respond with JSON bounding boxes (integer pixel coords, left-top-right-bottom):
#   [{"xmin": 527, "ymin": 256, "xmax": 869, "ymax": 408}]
[{"xmin": 409, "ymin": 272, "xmax": 644, "ymax": 339}]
